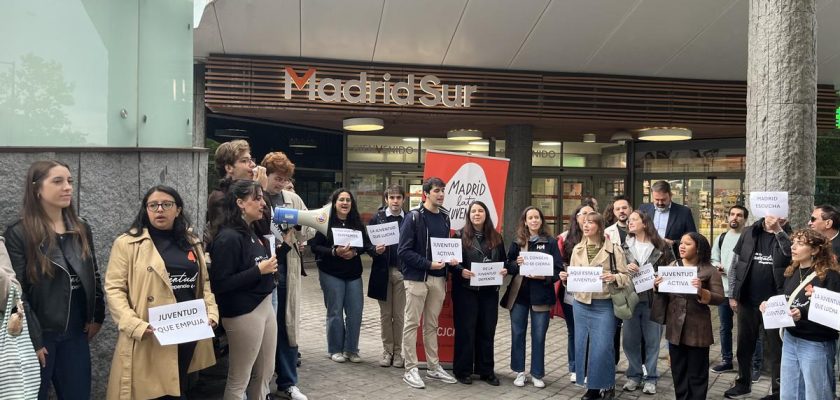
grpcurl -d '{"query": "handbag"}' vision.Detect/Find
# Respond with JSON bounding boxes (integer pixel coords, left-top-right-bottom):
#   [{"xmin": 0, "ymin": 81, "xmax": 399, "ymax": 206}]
[
  {"xmin": 607, "ymin": 247, "xmax": 639, "ymax": 320},
  {"xmin": 0, "ymin": 285, "xmax": 41, "ymax": 400}
]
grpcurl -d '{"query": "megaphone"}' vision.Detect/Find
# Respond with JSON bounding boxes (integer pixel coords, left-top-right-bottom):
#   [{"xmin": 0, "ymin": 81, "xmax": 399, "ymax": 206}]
[{"xmin": 272, "ymin": 204, "xmax": 331, "ymax": 236}]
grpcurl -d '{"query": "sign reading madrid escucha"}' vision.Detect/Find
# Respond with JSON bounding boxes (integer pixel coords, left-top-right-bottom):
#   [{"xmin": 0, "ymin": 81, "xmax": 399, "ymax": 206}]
[{"xmin": 284, "ymin": 67, "xmax": 477, "ymax": 108}]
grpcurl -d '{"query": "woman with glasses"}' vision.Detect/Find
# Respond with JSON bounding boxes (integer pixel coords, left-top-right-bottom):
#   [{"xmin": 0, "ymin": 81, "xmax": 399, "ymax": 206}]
[
  {"xmin": 105, "ymin": 185, "xmax": 219, "ymax": 399},
  {"xmin": 4, "ymin": 160, "xmax": 105, "ymax": 400},
  {"xmin": 209, "ymin": 180, "xmax": 285, "ymax": 400}
]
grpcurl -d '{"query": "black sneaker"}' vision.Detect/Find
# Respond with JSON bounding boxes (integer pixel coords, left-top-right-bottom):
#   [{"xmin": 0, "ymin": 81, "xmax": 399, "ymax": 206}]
[
  {"xmin": 724, "ymin": 385, "xmax": 751, "ymax": 399},
  {"xmin": 751, "ymin": 370, "xmax": 761, "ymax": 383},
  {"xmin": 711, "ymin": 362, "xmax": 734, "ymax": 373}
]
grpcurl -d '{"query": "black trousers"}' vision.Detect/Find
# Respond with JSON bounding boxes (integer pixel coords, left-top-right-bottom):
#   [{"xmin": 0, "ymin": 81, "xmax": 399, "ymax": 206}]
[
  {"xmin": 669, "ymin": 343, "xmax": 710, "ymax": 400},
  {"xmin": 452, "ymin": 284, "xmax": 499, "ymax": 377},
  {"xmin": 736, "ymin": 304, "xmax": 781, "ymax": 393}
]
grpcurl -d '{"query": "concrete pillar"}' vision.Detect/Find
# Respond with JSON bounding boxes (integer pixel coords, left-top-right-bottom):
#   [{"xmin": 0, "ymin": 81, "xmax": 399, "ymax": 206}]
[
  {"xmin": 746, "ymin": 0, "xmax": 817, "ymax": 228},
  {"xmin": 193, "ymin": 63, "xmax": 207, "ymax": 148},
  {"xmin": 504, "ymin": 125, "xmax": 533, "ymax": 241}
]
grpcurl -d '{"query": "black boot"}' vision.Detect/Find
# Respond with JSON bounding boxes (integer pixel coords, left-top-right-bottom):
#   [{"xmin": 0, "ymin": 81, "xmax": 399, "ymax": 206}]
[{"xmin": 581, "ymin": 389, "xmax": 602, "ymax": 400}]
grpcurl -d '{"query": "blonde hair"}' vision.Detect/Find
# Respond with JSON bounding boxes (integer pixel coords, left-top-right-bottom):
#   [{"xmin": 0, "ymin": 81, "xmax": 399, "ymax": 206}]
[{"xmin": 214, "ymin": 140, "xmax": 250, "ymax": 177}]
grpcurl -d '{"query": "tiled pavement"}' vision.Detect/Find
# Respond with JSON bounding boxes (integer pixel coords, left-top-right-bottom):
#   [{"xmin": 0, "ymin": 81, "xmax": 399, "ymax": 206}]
[{"xmin": 190, "ymin": 257, "xmax": 822, "ymax": 399}]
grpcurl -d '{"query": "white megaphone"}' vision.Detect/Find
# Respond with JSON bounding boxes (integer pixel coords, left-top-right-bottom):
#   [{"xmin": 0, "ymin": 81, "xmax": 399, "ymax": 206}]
[{"xmin": 272, "ymin": 204, "xmax": 331, "ymax": 236}]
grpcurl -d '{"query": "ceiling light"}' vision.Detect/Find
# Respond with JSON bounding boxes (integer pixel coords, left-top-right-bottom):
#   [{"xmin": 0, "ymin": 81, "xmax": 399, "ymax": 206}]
[
  {"xmin": 469, "ymin": 141, "xmax": 489, "ymax": 145},
  {"xmin": 583, "ymin": 133, "xmax": 596, "ymax": 143},
  {"xmin": 637, "ymin": 127, "xmax": 692, "ymax": 141},
  {"xmin": 343, "ymin": 117, "xmax": 384, "ymax": 131},
  {"xmin": 539, "ymin": 141, "xmax": 562, "ymax": 146},
  {"xmin": 610, "ymin": 132, "xmax": 634, "ymax": 144},
  {"xmin": 289, "ymin": 138, "xmax": 317, "ymax": 149},
  {"xmin": 402, "ymin": 138, "xmax": 425, "ymax": 142},
  {"xmin": 447, "ymin": 129, "xmax": 482, "ymax": 141}
]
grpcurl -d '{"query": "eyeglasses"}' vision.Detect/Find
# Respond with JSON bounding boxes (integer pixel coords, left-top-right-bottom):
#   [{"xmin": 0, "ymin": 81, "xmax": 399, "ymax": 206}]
[
  {"xmin": 147, "ymin": 201, "xmax": 176, "ymax": 211},
  {"xmin": 237, "ymin": 157, "xmax": 254, "ymax": 164}
]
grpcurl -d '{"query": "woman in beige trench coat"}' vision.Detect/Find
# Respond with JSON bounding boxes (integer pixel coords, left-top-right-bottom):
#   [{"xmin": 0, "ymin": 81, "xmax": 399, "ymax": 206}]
[{"xmin": 105, "ymin": 185, "xmax": 219, "ymax": 399}]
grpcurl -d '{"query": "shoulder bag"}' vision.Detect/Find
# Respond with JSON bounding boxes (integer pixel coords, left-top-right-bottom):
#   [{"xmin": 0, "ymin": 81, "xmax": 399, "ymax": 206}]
[
  {"xmin": 608, "ymin": 246, "xmax": 639, "ymax": 320},
  {"xmin": 0, "ymin": 285, "xmax": 41, "ymax": 400}
]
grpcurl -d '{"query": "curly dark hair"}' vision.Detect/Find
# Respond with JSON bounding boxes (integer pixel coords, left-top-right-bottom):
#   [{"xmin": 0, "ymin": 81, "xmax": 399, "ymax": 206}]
[{"xmin": 784, "ymin": 229, "xmax": 840, "ymax": 281}]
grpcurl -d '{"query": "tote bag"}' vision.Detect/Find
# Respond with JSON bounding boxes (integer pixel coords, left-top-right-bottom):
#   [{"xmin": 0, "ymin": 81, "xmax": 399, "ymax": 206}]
[{"xmin": 0, "ymin": 285, "xmax": 41, "ymax": 400}]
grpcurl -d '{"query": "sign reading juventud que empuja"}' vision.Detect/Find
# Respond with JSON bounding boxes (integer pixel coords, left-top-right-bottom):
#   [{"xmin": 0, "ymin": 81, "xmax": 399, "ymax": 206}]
[{"xmin": 148, "ymin": 299, "xmax": 214, "ymax": 346}]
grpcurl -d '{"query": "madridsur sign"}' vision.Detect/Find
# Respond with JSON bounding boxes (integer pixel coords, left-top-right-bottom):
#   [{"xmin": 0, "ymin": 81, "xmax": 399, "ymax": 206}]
[{"xmin": 284, "ymin": 67, "xmax": 477, "ymax": 107}]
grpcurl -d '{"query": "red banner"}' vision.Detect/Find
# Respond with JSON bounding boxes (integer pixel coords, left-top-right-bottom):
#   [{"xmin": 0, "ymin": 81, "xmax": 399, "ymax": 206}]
[{"xmin": 416, "ymin": 150, "xmax": 510, "ymax": 364}]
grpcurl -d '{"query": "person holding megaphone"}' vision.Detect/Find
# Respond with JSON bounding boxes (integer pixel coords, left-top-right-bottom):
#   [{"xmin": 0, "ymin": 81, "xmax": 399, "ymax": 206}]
[{"xmin": 310, "ymin": 188, "xmax": 373, "ymax": 364}]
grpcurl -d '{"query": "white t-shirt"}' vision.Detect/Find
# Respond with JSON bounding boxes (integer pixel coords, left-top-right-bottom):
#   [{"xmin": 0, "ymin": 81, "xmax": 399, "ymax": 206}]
[{"xmin": 631, "ymin": 240, "xmax": 654, "ymax": 265}]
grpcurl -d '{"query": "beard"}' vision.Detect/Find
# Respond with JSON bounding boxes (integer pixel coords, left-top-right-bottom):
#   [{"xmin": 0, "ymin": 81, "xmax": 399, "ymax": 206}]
[{"xmin": 729, "ymin": 220, "xmax": 740, "ymax": 229}]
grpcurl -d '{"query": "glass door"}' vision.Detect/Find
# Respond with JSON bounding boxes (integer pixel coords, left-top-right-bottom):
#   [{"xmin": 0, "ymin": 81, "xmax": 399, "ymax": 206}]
[{"xmin": 532, "ymin": 178, "xmax": 560, "ymax": 235}]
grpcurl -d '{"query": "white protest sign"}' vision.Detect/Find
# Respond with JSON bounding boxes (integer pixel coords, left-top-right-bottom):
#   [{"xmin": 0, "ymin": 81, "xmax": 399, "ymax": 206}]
[
  {"xmin": 332, "ymin": 228, "xmax": 364, "ymax": 247},
  {"xmin": 148, "ymin": 299, "xmax": 215, "ymax": 346},
  {"xmin": 762, "ymin": 294, "xmax": 795, "ymax": 329},
  {"xmin": 749, "ymin": 191, "xmax": 789, "ymax": 219},
  {"xmin": 566, "ymin": 266, "xmax": 604, "ymax": 293},
  {"xmin": 808, "ymin": 287, "xmax": 840, "ymax": 331},
  {"xmin": 430, "ymin": 238, "xmax": 463, "ymax": 262},
  {"xmin": 658, "ymin": 266, "xmax": 698, "ymax": 294},
  {"xmin": 520, "ymin": 251, "xmax": 554, "ymax": 276},
  {"xmin": 632, "ymin": 263, "xmax": 656, "ymax": 293},
  {"xmin": 470, "ymin": 262, "xmax": 503, "ymax": 287},
  {"xmin": 263, "ymin": 235, "xmax": 276, "ymax": 257},
  {"xmin": 365, "ymin": 221, "xmax": 400, "ymax": 247}
]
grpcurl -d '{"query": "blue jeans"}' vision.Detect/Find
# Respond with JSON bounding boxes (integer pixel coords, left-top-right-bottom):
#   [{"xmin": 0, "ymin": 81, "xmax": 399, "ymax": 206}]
[
  {"xmin": 562, "ymin": 301, "xmax": 576, "ymax": 374},
  {"xmin": 318, "ymin": 272, "xmax": 363, "ymax": 354},
  {"xmin": 510, "ymin": 303, "xmax": 550, "ymax": 379},
  {"xmin": 39, "ymin": 329, "xmax": 91, "ymax": 400},
  {"xmin": 574, "ymin": 299, "xmax": 616, "ymax": 390},
  {"xmin": 622, "ymin": 300, "xmax": 661, "ymax": 383},
  {"xmin": 719, "ymin": 298, "xmax": 763, "ymax": 368},
  {"xmin": 780, "ymin": 332, "xmax": 836, "ymax": 400},
  {"xmin": 275, "ymin": 284, "xmax": 299, "ymax": 391}
]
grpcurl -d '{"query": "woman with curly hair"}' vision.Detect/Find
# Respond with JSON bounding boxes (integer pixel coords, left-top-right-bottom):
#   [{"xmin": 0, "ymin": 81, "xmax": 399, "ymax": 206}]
[{"xmin": 761, "ymin": 229, "xmax": 840, "ymax": 400}]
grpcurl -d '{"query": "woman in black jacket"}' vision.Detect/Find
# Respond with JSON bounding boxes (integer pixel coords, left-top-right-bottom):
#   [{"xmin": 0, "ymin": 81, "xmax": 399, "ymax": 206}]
[
  {"xmin": 451, "ymin": 201, "xmax": 507, "ymax": 386},
  {"xmin": 310, "ymin": 188, "xmax": 372, "ymax": 364},
  {"xmin": 4, "ymin": 160, "xmax": 105, "ymax": 400},
  {"xmin": 501, "ymin": 206, "xmax": 563, "ymax": 389},
  {"xmin": 209, "ymin": 180, "xmax": 285, "ymax": 400}
]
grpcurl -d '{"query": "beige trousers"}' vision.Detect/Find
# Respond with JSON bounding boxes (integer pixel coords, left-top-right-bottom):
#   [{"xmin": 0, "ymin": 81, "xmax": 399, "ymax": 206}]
[
  {"xmin": 402, "ymin": 276, "xmax": 446, "ymax": 370},
  {"xmin": 221, "ymin": 295, "xmax": 277, "ymax": 400},
  {"xmin": 378, "ymin": 267, "xmax": 406, "ymax": 354}
]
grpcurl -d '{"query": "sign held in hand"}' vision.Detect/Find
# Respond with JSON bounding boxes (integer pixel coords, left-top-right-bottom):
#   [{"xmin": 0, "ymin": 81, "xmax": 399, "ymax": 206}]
[
  {"xmin": 658, "ymin": 266, "xmax": 698, "ymax": 294},
  {"xmin": 430, "ymin": 238, "xmax": 463, "ymax": 262},
  {"xmin": 520, "ymin": 252, "xmax": 554, "ymax": 276},
  {"xmin": 632, "ymin": 263, "xmax": 656, "ymax": 293},
  {"xmin": 470, "ymin": 262, "xmax": 503, "ymax": 287},
  {"xmin": 566, "ymin": 266, "xmax": 603, "ymax": 293},
  {"xmin": 762, "ymin": 294, "xmax": 795, "ymax": 329},
  {"xmin": 749, "ymin": 191, "xmax": 789, "ymax": 219},
  {"xmin": 808, "ymin": 287, "xmax": 840, "ymax": 331},
  {"xmin": 147, "ymin": 299, "xmax": 215, "ymax": 346},
  {"xmin": 366, "ymin": 221, "xmax": 400, "ymax": 247},
  {"xmin": 331, "ymin": 228, "xmax": 364, "ymax": 247}
]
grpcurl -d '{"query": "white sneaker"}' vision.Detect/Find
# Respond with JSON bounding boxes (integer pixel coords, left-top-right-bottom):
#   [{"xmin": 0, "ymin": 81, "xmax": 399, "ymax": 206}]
[
  {"xmin": 330, "ymin": 353, "xmax": 346, "ymax": 363},
  {"xmin": 569, "ymin": 372, "xmax": 576, "ymax": 382},
  {"xmin": 403, "ymin": 367, "xmax": 425, "ymax": 389},
  {"xmin": 513, "ymin": 372, "xmax": 528, "ymax": 387},
  {"xmin": 392, "ymin": 353, "xmax": 405, "ymax": 368},
  {"xmin": 623, "ymin": 379, "xmax": 639, "ymax": 391},
  {"xmin": 532, "ymin": 377, "xmax": 545, "ymax": 388},
  {"xmin": 379, "ymin": 352, "xmax": 393, "ymax": 367},
  {"xmin": 344, "ymin": 352, "xmax": 362, "ymax": 363},
  {"xmin": 426, "ymin": 365, "xmax": 457, "ymax": 384},
  {"xmin": 286, "ymin": 386, "xmax": 308, "ymax": 400},
  {"xmin": 642, "ymin": 382, "xmax": 657, "ymax": 394}
]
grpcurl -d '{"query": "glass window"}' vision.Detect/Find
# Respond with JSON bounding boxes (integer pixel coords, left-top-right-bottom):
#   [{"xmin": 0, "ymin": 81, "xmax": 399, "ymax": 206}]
[
  {"xmin": 347, "ymin": 135, "xmax": 421, "ymax": 163},
  {"xmin": 346, "ymin": 172, "xmax": 385, "ymax": 223},
  {"xmin": 563, "ymin": 142, "xmax": 626, "ymax": 168},
  {"xmin": 0, "ymin": 1, "xmax": 193, "ymax": 147},
  {"xmin": 419, "ymin": 138, "xmax": 490, "ymax": 162},
  {"xmin": 636, "ymin": 148, "xmax": 745, "ymax": 173}
]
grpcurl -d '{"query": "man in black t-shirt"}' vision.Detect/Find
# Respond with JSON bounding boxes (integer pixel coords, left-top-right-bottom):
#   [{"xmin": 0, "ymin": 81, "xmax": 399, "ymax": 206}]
[{"xmin": 725, "ymin": 216, "xmax": 791, "ymax": 400}]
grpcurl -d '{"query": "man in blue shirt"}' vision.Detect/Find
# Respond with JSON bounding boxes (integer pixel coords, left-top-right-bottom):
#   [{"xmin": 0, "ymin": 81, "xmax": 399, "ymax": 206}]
[{"xmin": 639, "ymin": 180, "xmax": 697, "ymax": 257}]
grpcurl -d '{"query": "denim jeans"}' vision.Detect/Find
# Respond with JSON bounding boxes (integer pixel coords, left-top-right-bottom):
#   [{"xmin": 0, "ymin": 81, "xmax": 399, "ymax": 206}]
[
  {"xmin": 780, "ymin": 332, "xmax": 836, "ymax": 400},
  {"xmin": 510, "ymin": 303, "xmax": 550, "ymax": 379},
  {"xmin": 562, "ymin": 301, "xmax": 576, "ymax": 374},
  {"xmin": 574, "ymin": 299, "xmax": 616, "ymax": 390},
  {"xmin": 622, "ymin": 300, "xmax": 661, "ymax": 383},
  {"xmin": 318, "ymin": 272, "xmax": 363, "ymax": 354},
  {"xmin": 39, "ymin": 329, "xmax": 91, "ymax": 400},
  {"xmin": 719, "ymin": 297, "xmax": 763, "ymax": 368}
]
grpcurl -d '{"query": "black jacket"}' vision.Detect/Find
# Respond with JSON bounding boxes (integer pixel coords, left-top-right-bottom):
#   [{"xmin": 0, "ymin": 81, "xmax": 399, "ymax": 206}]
[
  {"xmin": 208, "ymin": 226, "xmax": 276, "ymax": 318},
  {"xmin": 500, "ymin": 236, "xmax": 563, "ymax": 307},
  {"xmin": 367, "ymin": 207, "xmax": 404, "ymax": 301},
  {"xmin": 639, "ymin": 202, "xmax": 697, "ymax": 256},
  {"xmin": 398, "ymin": 206, "xmax": 451, "ymax": 282},
  {"xmin": 728, "ymin": 218, "xmax": 792, "ymax": 302},
  {"xmin": 4, "ymin": 219, "xmax": 105, "ymax": 350},
  {"xmin": 451, "ymin": 230, "xmax": 506, "ymax": 291}
]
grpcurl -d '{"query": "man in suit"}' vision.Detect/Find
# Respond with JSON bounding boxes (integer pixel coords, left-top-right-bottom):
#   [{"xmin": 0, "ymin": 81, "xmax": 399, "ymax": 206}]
[{"xmin": 638, "ymin": 180, "xmax": 697, "ymax": 257}]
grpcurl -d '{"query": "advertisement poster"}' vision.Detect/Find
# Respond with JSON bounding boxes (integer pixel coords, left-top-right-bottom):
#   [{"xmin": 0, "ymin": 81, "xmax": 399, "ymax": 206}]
[{"xmin": 416, "ymin": 150, "xmax": 510, "ymax": 364}]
